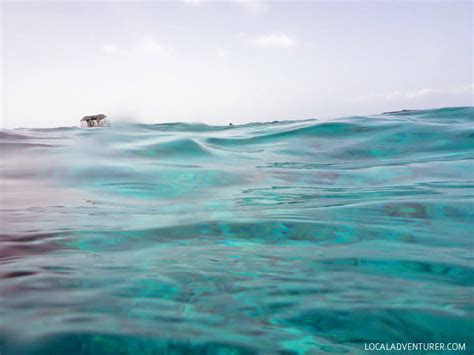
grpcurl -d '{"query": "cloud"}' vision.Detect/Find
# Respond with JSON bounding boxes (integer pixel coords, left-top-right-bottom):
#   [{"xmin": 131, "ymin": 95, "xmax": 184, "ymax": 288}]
[
  {"xmin": 136, "ymin": 35, "xmax": 165, "ymax": 54},
  {"xmin": 216, "ymin": 49, "xmax": 228, "ymax": 58},
  {"xmin": 348, "ymin": 84, "xmax": 474, "ymax": 104},
  {"xmin": 101, "ymin": 36, "xmax": 168, "ymax": 55},
  {"xmin": 233, "ymin": 0, "xmax": 268, "ymax": 14},
  {"xmin": 181, "ymin": 0, "xmax": 205, "ymax": 4},
  {"xmin": 181, "ymin": 0, "xmax": 268, "ymax": 14},
  {"xmin": 249, "ymin": 33, "xmax": 297, "ymax": 48},
  {"xmin": 404, "ymin": 88, "xmax": 434, "ymax": 99},
  {"xmin": 102, "ymin": 44, "xmax": 119, "ymax": 53},
  {"xmin": 448, "ymin": 83, "xmax": 474, "ymax": 95}
]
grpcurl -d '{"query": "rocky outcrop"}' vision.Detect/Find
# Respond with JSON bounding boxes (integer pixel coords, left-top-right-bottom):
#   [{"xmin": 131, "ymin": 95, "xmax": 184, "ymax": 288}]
[{"xmin": 80, "ymin": 114, "xmax": 109, "ymax": 127}]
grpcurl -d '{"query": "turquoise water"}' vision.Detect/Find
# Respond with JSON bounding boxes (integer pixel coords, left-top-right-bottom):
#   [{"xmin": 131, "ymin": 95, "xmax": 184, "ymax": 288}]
[{"xmin": 0, "ymin": 107, "xmax": 473, "ymax": 354}]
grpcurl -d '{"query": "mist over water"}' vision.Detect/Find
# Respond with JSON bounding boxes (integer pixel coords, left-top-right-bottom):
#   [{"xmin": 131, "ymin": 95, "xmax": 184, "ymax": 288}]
[{"xmin": 1, "ymin": 107, "xmax": 473, "ymax": 353}]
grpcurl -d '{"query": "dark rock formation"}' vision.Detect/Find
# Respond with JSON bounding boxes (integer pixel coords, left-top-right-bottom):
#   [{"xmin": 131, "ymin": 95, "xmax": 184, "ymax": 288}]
[{"xmin": 80, "ymin": 114, "xmax": 109, "ymax": 127}]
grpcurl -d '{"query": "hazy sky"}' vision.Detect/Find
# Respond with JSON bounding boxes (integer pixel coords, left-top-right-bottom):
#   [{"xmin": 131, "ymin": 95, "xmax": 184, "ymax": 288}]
[{"xmin": 1, "ymin": 0, "xmax": 473, "ymax": 128}]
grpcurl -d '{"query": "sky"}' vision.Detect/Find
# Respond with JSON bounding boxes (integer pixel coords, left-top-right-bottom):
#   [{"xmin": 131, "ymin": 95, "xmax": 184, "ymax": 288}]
[{"xmin": 1, "ymin": 0, "xmax": 473, "ymax": 128}]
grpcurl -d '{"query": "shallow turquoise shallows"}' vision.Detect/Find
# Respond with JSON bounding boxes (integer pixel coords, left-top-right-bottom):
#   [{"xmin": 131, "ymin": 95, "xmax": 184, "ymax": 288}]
[{"xmin": 1, "ymin": 107, "xmax": 473, "ymax": 354}]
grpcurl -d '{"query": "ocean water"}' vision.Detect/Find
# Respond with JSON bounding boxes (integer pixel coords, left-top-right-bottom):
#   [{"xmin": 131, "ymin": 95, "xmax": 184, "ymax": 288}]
[{"xmin": 0, "ymin": 107, "xmax": 473, "ymax": 354}]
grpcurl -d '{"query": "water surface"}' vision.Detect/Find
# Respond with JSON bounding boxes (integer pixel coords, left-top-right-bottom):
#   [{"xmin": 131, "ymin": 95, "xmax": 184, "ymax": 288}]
[{"xmin": 1, "ymin": 107, "xmax": 473, "ymax": 354}]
